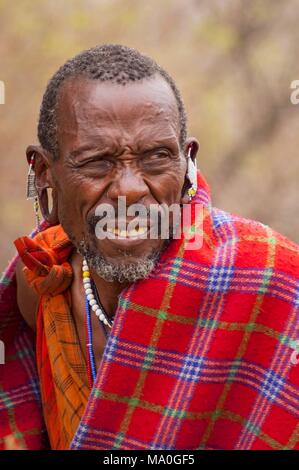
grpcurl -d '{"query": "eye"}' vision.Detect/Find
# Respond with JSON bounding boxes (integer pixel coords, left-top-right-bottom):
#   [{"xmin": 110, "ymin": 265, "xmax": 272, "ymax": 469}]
[
  {"xmin": 142, "ymin": 151, "xmax": 170, "ymax": 163},
  {"xmin": 80, "ymin": 157, "xmax": 114, "ymax": 173},
  {"xmin": 95, "ymin": 159, "xmax": 114, "ymax": 170}
]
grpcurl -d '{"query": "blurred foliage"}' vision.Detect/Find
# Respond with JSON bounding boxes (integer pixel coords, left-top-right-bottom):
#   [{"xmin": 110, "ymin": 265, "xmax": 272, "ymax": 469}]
[{"xmin": 1, "ymin": 0, "xmax": 299, "ymax": 270}]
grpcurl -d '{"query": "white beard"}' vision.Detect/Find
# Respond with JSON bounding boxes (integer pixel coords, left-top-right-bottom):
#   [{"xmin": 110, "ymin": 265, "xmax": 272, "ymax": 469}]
[{"xmin": 78, "ymin": 240, "xmax": 161, "ymax": 283}]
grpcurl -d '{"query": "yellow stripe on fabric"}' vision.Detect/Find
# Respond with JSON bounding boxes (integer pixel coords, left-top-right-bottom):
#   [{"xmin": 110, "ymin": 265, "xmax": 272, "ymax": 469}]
[
  {"xmin": 197, "ymin": 318, "xmax": 294, "ymax": 349},
  {"xmin": 128, "ymin": 301, "xmax": 197, "ymax": 325},
  {"xmin": 243, "ymin": 234, "xmax": 298, "ymax": 253},
  {"xmin": 90, "ymin": 387, "xmax": 288, "ymax": 450},
  {"xmin": 0, "ymin": 389, "xmax": 28, "ymax": 450},
  {"xmin": 219, "ymin": 410, "xmax": 285, "ymax": 450},
  {"xmin": 284, "ymin": 422, "xmax": 299, "ymax": 450},
  {"xmin": 39, "ymin": 292, "xmax": 90, "ymax": 449}
]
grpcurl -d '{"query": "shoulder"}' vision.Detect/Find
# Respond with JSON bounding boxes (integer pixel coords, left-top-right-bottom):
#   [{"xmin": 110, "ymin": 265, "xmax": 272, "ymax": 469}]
[
  {"xmin": 14, "ymin": 224, "xmax": 74, "ymax": 328},
  {"xmin": 15, "ymin": 259, "xmax": 38, "ymax": 331},
  {"xmin": 211, "ymin": 207, "xmax": 299, "ymax": 278}
]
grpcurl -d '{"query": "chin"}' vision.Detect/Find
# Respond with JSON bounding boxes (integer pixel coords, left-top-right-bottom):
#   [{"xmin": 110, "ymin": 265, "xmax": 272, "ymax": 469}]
[{"xmin": 96, "ymin": 237, "xmax": 164, "ymax": 262}]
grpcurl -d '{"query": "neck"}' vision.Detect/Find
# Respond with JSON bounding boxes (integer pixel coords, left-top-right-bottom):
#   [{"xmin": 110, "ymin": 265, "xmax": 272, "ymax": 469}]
[
  {"xmin": 72, "ymin": 251, "xmax": 130, "ymax": 319},
  {"xmin": 90, "ymin": 267, "xmax": 130, "ymax": 319}
]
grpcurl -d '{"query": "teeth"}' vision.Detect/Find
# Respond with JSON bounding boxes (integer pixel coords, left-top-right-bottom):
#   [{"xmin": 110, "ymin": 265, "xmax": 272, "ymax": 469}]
[{"xmin": 105, "ymin": 225, "xmax": 147, "ymax": 237}]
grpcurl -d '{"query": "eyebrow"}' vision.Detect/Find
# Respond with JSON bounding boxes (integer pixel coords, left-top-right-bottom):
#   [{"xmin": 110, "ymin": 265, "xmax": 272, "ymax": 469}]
[
  {"xmin": 69, "ymin": 136, "xmax": 179, "ymax": 158},
  {"xmin": 69, "ymin": 144, "xmax": 105, "ymax": 158}
]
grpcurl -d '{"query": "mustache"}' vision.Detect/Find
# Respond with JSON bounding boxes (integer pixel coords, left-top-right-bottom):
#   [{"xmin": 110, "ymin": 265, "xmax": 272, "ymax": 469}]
[{"xmin": 87, "ymin": 207, "xmax": 154, "ymax": 230}]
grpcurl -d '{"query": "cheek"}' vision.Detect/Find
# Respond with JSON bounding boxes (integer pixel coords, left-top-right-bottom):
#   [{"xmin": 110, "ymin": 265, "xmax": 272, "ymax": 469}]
[
  {"xmin": 149, "ymin": 166, "xmax": 186, "ymax": 204},
  {"xmin": 57, "ymin": 171, "xmax": 102, "ymax": 205},
  {"xmin": 54, "ymin": 172, "xmax": 106, "ymax": 236}
]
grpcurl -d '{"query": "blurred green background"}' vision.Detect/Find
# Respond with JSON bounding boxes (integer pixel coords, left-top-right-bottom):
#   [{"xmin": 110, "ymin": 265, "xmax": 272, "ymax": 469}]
[{"xmin": 1, "ymin": 0, "xmax": 299, "ymax": 271}]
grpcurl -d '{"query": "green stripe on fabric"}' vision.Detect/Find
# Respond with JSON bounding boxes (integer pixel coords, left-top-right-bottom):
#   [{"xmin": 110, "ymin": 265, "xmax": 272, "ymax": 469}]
[
  {"xmin": 157, "ymin": 310, "xmax": 168, "ymax": 321},
  {"xmin": 6, "ymin": 348, "xmax": 34, "ymax": 362},
  {"xmin": 0, "ymin": 390, "xmax": 13, "ymax": 409},
  {"xmin": 205, "ymin": 410, "xmax": 285, "ymax": 450},
  {"xmin": 92, "ymin": 388, "xmax": 103, "ymax": 399},
  {"xmin": 199, "ymin": 228, "xmax": 277, "ymax": 447},
  {"xmin": 126, "ymin": 301, "xmax": 196, "ymax": 325},
  {"xmin": 118, "ymin": 298, "xmax": 130, "ymax": 310},
  {"xmin": 0, "ymin": 276, "xmax": 10, "ymax": 287},
  {"xmin": 258, "ymin": 267, "xmax": 273, "ymax": 294},
  {"xmin": 111, "ymin": 247, "xmax": 186, "ymax": 449},
  {"xmin": 279, "ymin": 333, "xmax": 295, "ymax": 347},
  {"xmin": 245, "ymin": 420, "xmax": 261, "ymax": 437},
  {"xmin": 197, "ymin": 318, "xmax": 293, "ymax": 351},
  {"xmin": 164, "ymin": 407, "xmax": 187, "ymax": 419},
  {"xmin": 0, "ymin": 427, "xmax": 41, "ymax": 445},
  {"xmin": 128, "ymin": 397, "xmax": 140, "ymax": 407},
  {"xmin": 142, "ymin": 347, "xmax": 156, "ymax": 371},
  {"xmin": 168, "ymin": 257, "xmax": 183, "ymax": 283},
  {"xmin": 87, "ymin": 389, "xmax": 294, "ymax": 449},
  {"xmin": 113, "ymin": 432, "xmax": 125, "ymax": 449},
  {"xmin": 227, "ymin": 359, "xmax": 242, "ymax": 382}
]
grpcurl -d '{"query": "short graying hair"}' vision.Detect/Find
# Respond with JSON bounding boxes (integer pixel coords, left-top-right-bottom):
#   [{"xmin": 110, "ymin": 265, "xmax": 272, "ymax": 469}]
[{"xmin": 38, "ymin": 44, "xmax": 187, "ymax": 159}]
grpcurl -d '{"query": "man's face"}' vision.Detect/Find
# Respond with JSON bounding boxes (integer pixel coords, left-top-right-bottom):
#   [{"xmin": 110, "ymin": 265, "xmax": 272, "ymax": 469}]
[{"xmin": 49, "ymin": 75, "xmax": 188, "ymax": 280}]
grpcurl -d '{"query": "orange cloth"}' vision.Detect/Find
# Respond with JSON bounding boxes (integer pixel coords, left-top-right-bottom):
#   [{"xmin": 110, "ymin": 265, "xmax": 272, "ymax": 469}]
[{"xmin": 15, "ymin": 226, "xmax": 90, "ymax": 449}]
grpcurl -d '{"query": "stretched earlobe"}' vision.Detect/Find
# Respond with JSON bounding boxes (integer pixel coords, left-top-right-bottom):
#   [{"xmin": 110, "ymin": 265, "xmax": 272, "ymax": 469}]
[
  {"xmin": 26, "ymin": 145, "xmax": 59, "ymax": 226},
  {"xmin": 181, "ymin": 143, "xmax": 199, "ymax": 204},
  {"xmin": 186, "ymin": 146, "xmax": 198, "ymax": 201},
  {"xmin": 26, "ymin": 152, "xmax": 41, "ymax": 231},
  {"xmin": 38, "ymin": 187, "xmax": 59, "ymax": 226}
]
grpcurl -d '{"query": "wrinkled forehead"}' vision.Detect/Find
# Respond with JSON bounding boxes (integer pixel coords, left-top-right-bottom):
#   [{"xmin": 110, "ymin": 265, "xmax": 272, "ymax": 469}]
[{"xmin": 56, "ymin": 75, "xmax": 180, "ymax": 149}]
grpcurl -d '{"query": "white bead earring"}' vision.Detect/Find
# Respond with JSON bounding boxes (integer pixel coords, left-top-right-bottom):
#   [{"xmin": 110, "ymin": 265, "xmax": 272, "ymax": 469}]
[{"xmin": 186, "ymin": 146, "xmax": 198, "ymax": 201}]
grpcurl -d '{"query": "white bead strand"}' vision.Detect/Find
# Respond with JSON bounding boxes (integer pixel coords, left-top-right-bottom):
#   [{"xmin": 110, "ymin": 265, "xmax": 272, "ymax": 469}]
[{"xmin": 82, "ymin": 259, "xmax": 113, "ymax": 329}]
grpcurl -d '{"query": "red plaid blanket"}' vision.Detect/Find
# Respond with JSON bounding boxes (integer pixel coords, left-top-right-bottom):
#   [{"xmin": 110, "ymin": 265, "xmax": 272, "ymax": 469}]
[
  {"xmin": 1, "ymin": 172, "xmax": 298, "ymax": 449},
  {"xmin": 0, "ymin": 223, "xmax": 49, "ymax": 450}
]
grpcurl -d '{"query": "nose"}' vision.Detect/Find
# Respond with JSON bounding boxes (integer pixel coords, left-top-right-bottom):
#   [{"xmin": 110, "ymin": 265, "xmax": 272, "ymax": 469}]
[{"xmin": 107, "ymin": 167, "xmax": 149, "ymax": 206}]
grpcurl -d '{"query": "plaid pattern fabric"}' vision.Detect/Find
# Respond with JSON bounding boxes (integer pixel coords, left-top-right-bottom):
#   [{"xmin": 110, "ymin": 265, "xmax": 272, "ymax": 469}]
[
  {"xmin": 0, "ymin": 223, "xmax": 48, "ymax": 450},
  {"xmin": 70, "ymin": 173, "xmax": 299, "ymax": 450},
  {"xmin": 15, "ymin": 229, "xmax": 90, "ymax": 450},
  {"xmin": 35, "ymin": 286, "xmax": 90, "ymax": 449},
  {"xmin": 15, "ymin": 227, "xmax": 90, "ymax": 449},
  {"xmin": 1, "ymin": 172, "xmax": 299, "ymax": 449}
]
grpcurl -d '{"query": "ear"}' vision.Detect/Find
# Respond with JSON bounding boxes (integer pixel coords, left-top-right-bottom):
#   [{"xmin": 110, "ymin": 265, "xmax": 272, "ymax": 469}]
[
  {"xmin": 26, "ymin": 145, "xmax": 59, "ymax": 225},
  {"xmin": 184, "ymin": 137, "xmax": 200, "ymax": 162},
  {"xmin": 26, "ymin": 144, "xmax": 54, "ymax": 190},
  {"xmin": 180, "ymin": 137, "xmax": 200, "ymax": 204}
]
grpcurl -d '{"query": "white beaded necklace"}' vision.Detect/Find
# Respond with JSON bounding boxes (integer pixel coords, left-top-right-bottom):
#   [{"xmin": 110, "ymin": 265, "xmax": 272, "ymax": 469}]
[{"xmin": 82, "ymin": 258, "xmax": 113, "ymax": 329}]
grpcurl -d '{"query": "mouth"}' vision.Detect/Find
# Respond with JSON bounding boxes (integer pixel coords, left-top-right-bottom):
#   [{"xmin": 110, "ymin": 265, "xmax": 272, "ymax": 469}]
[
  {"xmin": 105, "ymin": 225, "xmax": 148, "ymax": 239},
  {"xmin": 89, "ymin": 209, "xmax": 167, "ymax": 250},
  {"xmin": 96, "ymin": 219, "xmax": 152, "ymax": 249}
]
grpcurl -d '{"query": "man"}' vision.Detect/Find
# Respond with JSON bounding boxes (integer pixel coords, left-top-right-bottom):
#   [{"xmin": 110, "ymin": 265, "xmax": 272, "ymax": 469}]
[{"xmin": 0, "ymin": 44, "xmax": 298, "ymax": 450}]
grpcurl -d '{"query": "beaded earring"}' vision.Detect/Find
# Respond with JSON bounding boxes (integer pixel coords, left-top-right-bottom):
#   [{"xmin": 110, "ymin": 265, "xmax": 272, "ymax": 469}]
[
  {"xmin": 186, "ymin": 146, "xmax": 198, "ymax": 201},
  {"xmin": 26, "ymin": 153, "xmax": 41, "ymax": 232}
]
